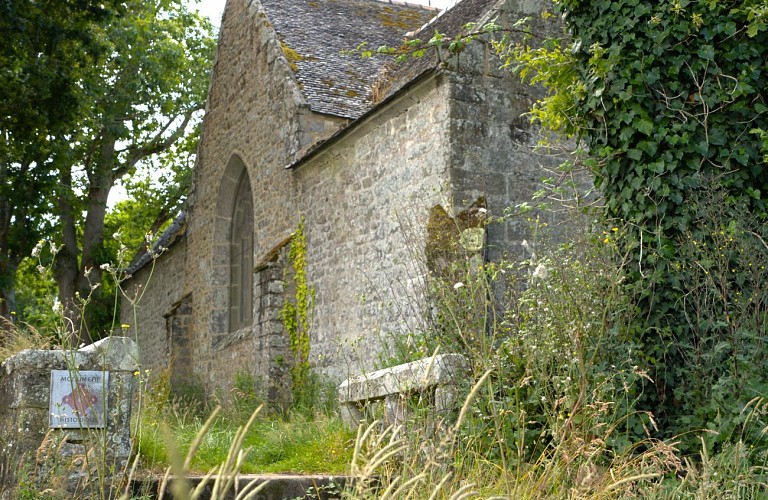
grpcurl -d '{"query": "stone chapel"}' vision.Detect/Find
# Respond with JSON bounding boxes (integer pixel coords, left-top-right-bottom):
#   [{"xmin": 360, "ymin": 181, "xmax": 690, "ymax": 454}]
[{"xmin": 121, "ymin": 0, "xmax": 561, "ymax": 402}]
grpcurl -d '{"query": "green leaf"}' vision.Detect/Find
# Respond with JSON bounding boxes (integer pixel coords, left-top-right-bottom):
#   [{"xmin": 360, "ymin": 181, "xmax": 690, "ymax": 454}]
[
  {"xmin": 635, "ymin": 118, "xmax": 653, "ymax": 136},
  {"xmin": 709, "ymin": 126, "xmax": 727, "ymax": 146},
  {"xmin": 697, "ymin": 44, "xmax": 715, "ymax": 61},
  {"xmin": 645, "ymin": 67, "xmax": 660, "ymax": 85}
]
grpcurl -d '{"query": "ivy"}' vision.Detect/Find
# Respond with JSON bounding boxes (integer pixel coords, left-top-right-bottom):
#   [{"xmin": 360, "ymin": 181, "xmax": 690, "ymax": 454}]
[
  {"xmin": 280, "ymin": 217, "xmax": 315, "ymax": 406},
  {"xmin": 505, "ymin": 0, "xmax": 768, "ymax": 449}
]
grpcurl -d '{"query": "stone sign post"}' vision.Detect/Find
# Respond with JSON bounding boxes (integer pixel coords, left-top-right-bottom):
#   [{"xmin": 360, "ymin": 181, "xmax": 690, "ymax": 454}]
[{"xmin": 0, "ymin": 337, "xmax": 138, "ymax": 499}]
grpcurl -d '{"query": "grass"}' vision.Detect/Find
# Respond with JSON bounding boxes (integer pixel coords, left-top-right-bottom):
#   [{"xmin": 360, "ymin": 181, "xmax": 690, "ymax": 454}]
[
  {"xmin": 0, "ymin": 318, "xmax": 51, "ymax": 361},
  {"xmin": 8, "ymin": 202, "xmax": 768, "ymax": 498},
  {"xmin": 137, "ymin": 408, "xmax": 355, "ymax": 476}
]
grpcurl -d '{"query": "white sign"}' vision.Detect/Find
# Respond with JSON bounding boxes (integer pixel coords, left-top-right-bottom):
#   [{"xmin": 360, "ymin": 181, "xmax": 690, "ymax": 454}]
[{"xmin": 49, "ymin": 370, "xmax": 108, "ymax": 428}]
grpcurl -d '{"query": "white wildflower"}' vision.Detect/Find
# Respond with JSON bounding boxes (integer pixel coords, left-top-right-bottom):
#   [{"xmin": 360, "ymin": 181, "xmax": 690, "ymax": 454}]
[
  {"xmin": 31, "ymin": 240, "xmax": 44, "ymax": 258},
  {"xmin": 453, "ymin": 282, "xmax": 465, "ymax": 289},
  {"xmin": 532, "ymin": 264, "xmax": 548, "ymax": 280}
]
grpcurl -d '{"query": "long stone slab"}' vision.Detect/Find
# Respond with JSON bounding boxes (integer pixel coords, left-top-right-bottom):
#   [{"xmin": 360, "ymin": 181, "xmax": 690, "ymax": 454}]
[
  {"xmin": 131, "ymin": 474, "xmax": 349, "ymax": 499},
  {"xmin": 337, "ymin": 353, "xmax": 469, "ymax": 427}
]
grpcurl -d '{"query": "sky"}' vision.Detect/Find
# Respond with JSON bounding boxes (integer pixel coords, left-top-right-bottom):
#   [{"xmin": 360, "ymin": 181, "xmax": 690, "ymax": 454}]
[
  {"xmin": 193, "ymin": 0, "xmax": 225, "ymax": 27},
  {"xmin": 190, "ymin": 0, "xmax": 455, "ymax": 27}
]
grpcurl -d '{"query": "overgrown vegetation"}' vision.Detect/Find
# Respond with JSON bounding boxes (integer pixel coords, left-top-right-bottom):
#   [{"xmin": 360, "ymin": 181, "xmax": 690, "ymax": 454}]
[
  {"xmin": 136, "ymin": 370, "xmax": 354, "ymax": 477},
  {"xmin": 496, "ymin": 0, "xmax": 768, "ymax": 448},
  {"xmin": 1, "ymin": 0, "xmax": 216, "ymax": 343},
  {"xmin": 342, "ymin": 203, "xmax": 768, "ymax": 498}
]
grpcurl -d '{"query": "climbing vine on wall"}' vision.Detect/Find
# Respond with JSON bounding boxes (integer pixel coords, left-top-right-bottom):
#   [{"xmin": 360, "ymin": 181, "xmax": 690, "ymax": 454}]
[
  {"xmin": 280, "ymin": 217, "xmax": 314, "ymax": 405},
  {"xmin": 497, "ymin": 0, "xmax": 768, "ymax": 448}
]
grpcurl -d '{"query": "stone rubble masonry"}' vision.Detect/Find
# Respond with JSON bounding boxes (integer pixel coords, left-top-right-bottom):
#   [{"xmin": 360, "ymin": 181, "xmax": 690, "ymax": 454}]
[
  {"xmin": 0, "ymin": 337, "xmax": 138, "ymax": 498},
  {"xmin": 123, "ymin": 238, "xmax": 186, "ymax": 375},
  {"xmin": 120, "ymin": 0, "xmax": 570, "ymax": 402}
]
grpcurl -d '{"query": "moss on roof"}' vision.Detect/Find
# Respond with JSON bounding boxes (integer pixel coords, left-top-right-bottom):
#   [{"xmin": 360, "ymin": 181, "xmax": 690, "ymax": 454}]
[{"xmin": 262, "ymin": 0, "xmax": 437, "ymax": 118}]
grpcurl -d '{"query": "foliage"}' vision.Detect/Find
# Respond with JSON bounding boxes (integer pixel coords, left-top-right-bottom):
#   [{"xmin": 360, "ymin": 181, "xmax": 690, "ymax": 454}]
[
  {"xmin": 13, "ymin": 253, "xmax": 60, "ymax": 332},
  {"xmin": 1, "ymin": 0, "xmax": 215, "ymax": 344},
  {"xmin": 630, "ymin": 190, "xmax": 768, "ymax": 451},
  {"xmin": 497, "ymin": 0, "xmax": 768, "ymax": 447},
  {"xmin": 138, "ymin": 405, "xmax": 354, "ymax": 476},
  {"xmin": 346, "ymin": 215, "xmax": 768, "ymax": 498},
  {"xmin": 280, "ymin": 218, "xmax": 316, "ymax": 408},
  {"xmin": 0, "ymin": 317, "xmax": 51, "ymax": 362},
  {"xmin": 0, "ymin": 0, "xmax": 119, "ymax": 321},
  {"xmin": 154, "ymin": 406, "xmax": 274, "ymax": 500}
]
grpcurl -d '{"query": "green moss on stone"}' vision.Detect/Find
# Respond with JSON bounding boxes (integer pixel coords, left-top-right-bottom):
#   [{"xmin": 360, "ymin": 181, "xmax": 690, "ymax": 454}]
[
  {"xmin": 280, "ymin": 41, "xmax": 306, "ymax": 72},
  {"xmin": 378, "ymin": 8, "xmax": 428, "ymax": 30}
]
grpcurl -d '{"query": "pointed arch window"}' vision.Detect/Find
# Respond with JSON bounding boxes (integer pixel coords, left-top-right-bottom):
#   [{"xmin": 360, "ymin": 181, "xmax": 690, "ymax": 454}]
[{"xmin": 229, "ymin": 171, "xmax": 254, "ymax": 331}]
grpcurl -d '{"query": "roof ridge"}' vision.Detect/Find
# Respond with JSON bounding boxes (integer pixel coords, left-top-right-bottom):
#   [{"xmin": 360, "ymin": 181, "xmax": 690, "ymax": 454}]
[
  {"xmin": 262, "ymin": 0, "xmax": 437, "ymax": 118},
  {"xmin": 405, "ymin": 3, "xmax": 449, "ymax": 36},
  {"xmin": 405, "ymin": 0, "xmax": 487, "ymax": 37},
  {"xmin": 368, "ymin": 0, "xmax": 441, "ymax": 12}
]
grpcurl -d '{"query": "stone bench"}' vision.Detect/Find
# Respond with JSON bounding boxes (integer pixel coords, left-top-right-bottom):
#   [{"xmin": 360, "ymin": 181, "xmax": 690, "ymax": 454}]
[{"xmin": 337, "ymin": 354, "xmax": 469, "ymax": 428}]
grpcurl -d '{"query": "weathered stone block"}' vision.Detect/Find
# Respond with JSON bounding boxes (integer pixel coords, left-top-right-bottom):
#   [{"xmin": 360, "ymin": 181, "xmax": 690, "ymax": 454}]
[
  {"xmin": 0, "ymin": 337, "xmax": 138, "ymax": 498},
  {"xmin": 338, "ymin": 354, "xmax": 469, "ymax": 428}
]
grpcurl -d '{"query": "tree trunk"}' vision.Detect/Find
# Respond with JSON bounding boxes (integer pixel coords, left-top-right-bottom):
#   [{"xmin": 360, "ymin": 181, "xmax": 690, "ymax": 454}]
[
  {"xmin": 0, "ymin": 152, "xmax": 13, "ymax": 326},
  {"xmin": 0, "ymin": 259, "xmax": 17, "ymax": 327},
  {"xmin": 78, "ymin": 136, "xmax": 115, "ymax": 294},
  {"xmin": 0, "ymin": 156, "xmax": 24, "ymax": 328},
  {"xmin": 54, "ymin": 133, "xmax": 118, "ymax": 346},
  {"xmin": 54, "ymin": 164, "xmax": 86, "ymax": 345}
]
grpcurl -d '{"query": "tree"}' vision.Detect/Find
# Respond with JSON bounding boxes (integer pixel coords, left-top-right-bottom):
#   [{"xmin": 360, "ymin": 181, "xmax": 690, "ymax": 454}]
[
  {"xmin": 53, "ymin": 0, "xmax": 215, "ymax": 344},
  {"xmin": 0, "ymin": 0, "xmax": 119, "ymax": 321},
  {"xmin": 504, "ymin": 0, "xmax": 768, "ymax": 447},
  {"xmin": 2, "ymin": 0, "xmax": 215, "ymax": 344}
]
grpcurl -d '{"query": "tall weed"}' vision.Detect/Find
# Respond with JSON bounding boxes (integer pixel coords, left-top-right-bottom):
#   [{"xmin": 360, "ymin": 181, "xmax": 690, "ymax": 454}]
[{"xmin": 348, "ymin": 203, "xmax": 768, "ymax": 497}]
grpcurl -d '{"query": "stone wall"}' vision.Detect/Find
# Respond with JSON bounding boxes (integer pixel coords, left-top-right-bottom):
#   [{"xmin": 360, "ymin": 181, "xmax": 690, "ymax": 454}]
[
  {"xmin": 293, "ymin": 73, "xmax": 453, "ymax": 381},
  {"xmin": 180, "ymin": 0, "xmax": 329, "ymax": 395},
  {"xmin": 122, "ymin": 0, "xmax": 576, "ymax": 399},
  {"xmin": 122, "ymin": 236, "xmax": 187, "ymax": 374},
  {"xmin": 446, "ymin": 0, "xmax": 572, "ymax": 262},
  {"xmin": 0, "ymin": 337, "xmax": 137, "ymax": 498}
]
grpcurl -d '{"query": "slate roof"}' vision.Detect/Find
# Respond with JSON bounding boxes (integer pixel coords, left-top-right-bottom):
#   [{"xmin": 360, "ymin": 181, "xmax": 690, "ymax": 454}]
[
  {"xmin": 375, "ymin": 0, "xmax": 501, "ymax": 100},
  {"xmin": 285, "ymin": 0, "xmax": 503, "ymax": 168},
  {"xmin": 261, "ymin": 0, "xmax": 438, "ymax": 118},
  {"xmin": 124, "ymin": 212, "xmax": 186, "ymax": 276}
]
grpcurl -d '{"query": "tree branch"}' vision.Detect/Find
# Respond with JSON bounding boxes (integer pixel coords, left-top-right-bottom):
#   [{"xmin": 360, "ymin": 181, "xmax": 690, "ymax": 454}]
[{"xmin": 118, "ymin": 107, "xmax": 197, "ymax": 178}]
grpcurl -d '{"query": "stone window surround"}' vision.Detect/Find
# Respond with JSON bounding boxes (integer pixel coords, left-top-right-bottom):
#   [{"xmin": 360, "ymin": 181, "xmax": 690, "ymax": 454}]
[
  {"xmin": 211, "ymin": 153, "xmax": 256, "ymax": 348},
  {"xmin": 230, "ymin": 170, "xmax": 254, "ymax": 331}
]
